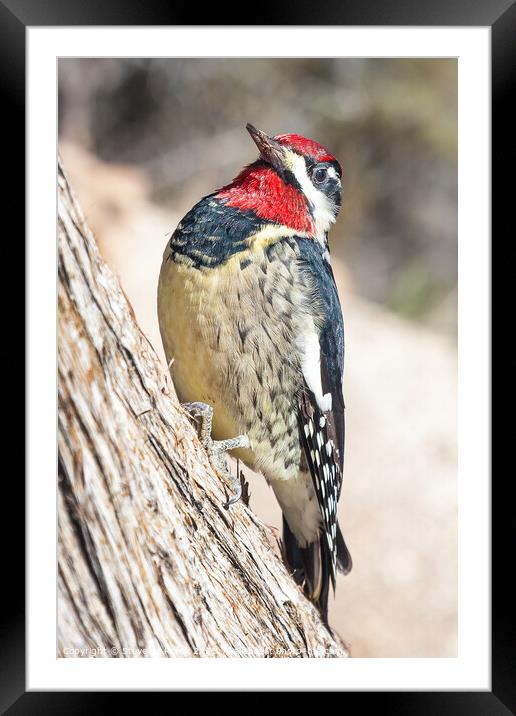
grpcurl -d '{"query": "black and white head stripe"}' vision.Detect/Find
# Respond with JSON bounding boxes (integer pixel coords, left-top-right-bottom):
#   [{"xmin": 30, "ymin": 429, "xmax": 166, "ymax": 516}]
[{"xmin": 283, "ymin": 152, "xmax": 342, "ymax": 245}]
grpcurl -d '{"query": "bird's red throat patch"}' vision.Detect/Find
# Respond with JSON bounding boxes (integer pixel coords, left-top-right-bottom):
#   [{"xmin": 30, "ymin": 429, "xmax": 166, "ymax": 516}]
[{"xmin": 216, "ymin": 165, "xmax": 315, "ymax": 234}]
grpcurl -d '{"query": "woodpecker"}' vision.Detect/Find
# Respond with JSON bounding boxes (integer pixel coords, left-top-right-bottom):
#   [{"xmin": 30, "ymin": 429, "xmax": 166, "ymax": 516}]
[{"xmin": 158, "ymin": 124, "xmax": 352, "ymax": 624}]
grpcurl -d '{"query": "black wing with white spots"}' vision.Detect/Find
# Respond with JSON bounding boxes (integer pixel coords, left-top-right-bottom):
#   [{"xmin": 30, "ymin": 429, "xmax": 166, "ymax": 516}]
[
  {"xmin": 297, "ymin": 238, "xmax": 350, "ymax": 588},
  {"xmin": 298, "ymin": 384, "xmax": 343, "ymax": 587}
]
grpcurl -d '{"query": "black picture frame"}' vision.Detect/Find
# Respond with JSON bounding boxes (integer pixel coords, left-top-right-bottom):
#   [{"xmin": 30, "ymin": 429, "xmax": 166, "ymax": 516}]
[{"xmin": 5, "ymin": 0, "xmax": 505, "ymax": 710}]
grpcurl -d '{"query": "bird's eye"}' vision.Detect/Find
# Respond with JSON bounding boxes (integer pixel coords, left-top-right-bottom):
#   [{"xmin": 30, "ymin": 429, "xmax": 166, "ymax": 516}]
[{"xmin": 313, "ymin": 167, "xmax": 328, "ymax": 184}]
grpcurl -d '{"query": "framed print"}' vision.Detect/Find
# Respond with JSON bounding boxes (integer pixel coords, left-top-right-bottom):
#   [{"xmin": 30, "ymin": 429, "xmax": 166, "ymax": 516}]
[{"xmin": 3, "ymin": 0, "xmax": 508, "ymax": 710}]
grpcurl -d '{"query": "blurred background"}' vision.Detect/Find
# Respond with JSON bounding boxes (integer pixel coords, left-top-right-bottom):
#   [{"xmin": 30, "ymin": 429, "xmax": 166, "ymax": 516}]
[{"xmin": 58, "ymin": 58, "xmax": 457, "ymax": 657}]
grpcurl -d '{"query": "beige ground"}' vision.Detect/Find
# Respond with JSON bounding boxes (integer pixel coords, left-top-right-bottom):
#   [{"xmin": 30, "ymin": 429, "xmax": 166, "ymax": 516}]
[{"xmin": 60, "ymin": 144, "xmax": 457, "ymax": 657}]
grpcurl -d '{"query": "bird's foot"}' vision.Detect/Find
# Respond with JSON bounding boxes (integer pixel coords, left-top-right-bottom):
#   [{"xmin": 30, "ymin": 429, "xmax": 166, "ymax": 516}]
[{"xmin": 183, "ymin": 402, "xmax": 250, "ymax": 508}]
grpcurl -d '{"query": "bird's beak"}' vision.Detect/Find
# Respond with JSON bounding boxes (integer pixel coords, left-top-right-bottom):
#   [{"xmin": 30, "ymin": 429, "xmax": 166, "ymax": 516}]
[{"xmin": 246, "ymin": 123, "xmax": 287, "ymax": 173}]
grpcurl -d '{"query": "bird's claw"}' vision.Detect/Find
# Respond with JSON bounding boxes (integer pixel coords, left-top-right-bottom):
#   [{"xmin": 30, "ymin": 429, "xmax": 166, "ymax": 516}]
[
  {"xmin": 223, "ymin": 480, "xmax": 242, "ymax": 509},
  {"xmin": 183, "ymin": 401, "xmax": 250, "ymax": 509}
]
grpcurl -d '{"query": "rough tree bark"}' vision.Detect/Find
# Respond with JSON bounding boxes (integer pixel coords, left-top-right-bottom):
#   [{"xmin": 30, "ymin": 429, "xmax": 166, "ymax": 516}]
[{"xmin": 57, "ymin": 160, "xmax": 348, "ymax": 658}]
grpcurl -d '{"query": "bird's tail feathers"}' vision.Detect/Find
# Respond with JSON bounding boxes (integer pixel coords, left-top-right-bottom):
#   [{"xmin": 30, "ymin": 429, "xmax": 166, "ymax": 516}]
[
  {"xmin": 336, "ymin": 522, "xmax": 353, "ymax": 575},
  {"xmin": 282, "ymin": 517, "xmax": 352, "ymax": 626}
]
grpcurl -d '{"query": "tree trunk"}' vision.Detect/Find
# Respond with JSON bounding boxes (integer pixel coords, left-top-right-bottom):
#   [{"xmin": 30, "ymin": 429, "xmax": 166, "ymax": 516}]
[{"xmin": 57, "ymin": 160, "xmax": 348, "ymax": 658}]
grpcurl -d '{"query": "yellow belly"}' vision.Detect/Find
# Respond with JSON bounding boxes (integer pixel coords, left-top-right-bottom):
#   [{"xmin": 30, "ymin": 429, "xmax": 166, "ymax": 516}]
[
  {"xmin": 158, "ymin": 252, "xmax": 242, "ymax": 438},
  {"xmin": 157, "ymin": 244, "xmax": 304, "ymax": 481}
]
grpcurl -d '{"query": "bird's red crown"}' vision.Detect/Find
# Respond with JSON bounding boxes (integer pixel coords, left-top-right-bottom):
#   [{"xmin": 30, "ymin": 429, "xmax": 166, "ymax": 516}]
[
  {"xmin": 274, "ymin": 133, "xmax": 338, "ymax": 165},
  {"xmin": 216, "ymin": 130, "xmax": 340, "ymax": 235}
]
